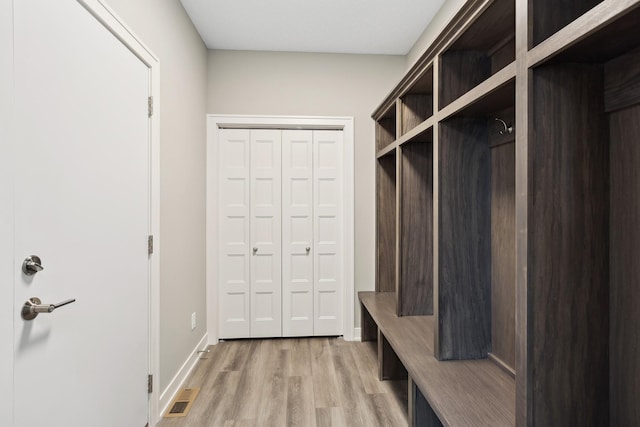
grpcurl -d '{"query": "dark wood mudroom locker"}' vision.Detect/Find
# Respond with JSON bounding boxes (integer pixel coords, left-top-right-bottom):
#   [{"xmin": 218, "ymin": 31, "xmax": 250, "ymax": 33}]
[{"xmin": 360, "ymin": 0, "xmax": 640, "ymax": 425}]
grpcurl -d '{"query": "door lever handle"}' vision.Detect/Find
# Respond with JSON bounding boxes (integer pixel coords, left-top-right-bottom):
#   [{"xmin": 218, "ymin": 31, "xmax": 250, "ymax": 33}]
[{"xmin": 21, "ymin": 297, "xmax": 76, "ymax": 321}]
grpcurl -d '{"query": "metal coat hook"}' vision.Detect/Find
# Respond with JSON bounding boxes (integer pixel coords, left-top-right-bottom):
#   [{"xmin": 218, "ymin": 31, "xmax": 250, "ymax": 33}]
[{"xmin": 495, "ymin": 118, "xmax": 514, "ymax": 135}]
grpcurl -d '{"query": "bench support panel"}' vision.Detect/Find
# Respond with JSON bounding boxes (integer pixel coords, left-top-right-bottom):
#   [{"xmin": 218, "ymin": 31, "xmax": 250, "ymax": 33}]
[
  {"xmin": 361, "ymin": 303, "xmax": 378, "ymax": 341},
  {"xmin": 379, "ymin": 331, "xmax": 407, "ymax": 380},
  {"xmin": 409, "ymin": 378, "xmax": 443, "ymax": 427}
]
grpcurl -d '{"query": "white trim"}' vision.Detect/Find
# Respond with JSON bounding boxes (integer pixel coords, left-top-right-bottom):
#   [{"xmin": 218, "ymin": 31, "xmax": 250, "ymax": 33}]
[
  {"xmin": 353, "ymin": 327, "xmax": 362, "ymax": 341},
  {"xmin": 217, "ymin": 123, "xmax": 344, "ymax": 130},
  {"xmin": 0, "ymin": 0, "xmax": 15, "ymax": 424},
  {"xmin": 342, "ymin": 118, "xmax": 356, "ymax": 342},
  {"xmin": 206, "ymin": 115, "xmax": 355, "ymax": 343},
  {"xmin": 159, "ymin": 333, "xmax": 209, "ymax": 417},
  {"xmin": 74, "ymin": 1, "xmax": 162, "ymax": 425}
]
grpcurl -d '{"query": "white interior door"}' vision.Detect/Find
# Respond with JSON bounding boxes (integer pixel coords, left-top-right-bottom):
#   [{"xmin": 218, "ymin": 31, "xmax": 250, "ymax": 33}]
[
  {"xmin": 282, "ymin": 130, "xmax": 314, "ymax": 336},
  {"xmin": 314, "ymin": 131, "xmax": 343, "ymax": 335},
  {"xmin": 250, "ymin": 130, "xmax": 282, "ymax": 337},
  {"xmin": 219, "ymin": 129, "xmax": 252, "ymax": 338},
  {"xmin": 12, "ymin": 1, "xmax": 150, "ymax": 426}
]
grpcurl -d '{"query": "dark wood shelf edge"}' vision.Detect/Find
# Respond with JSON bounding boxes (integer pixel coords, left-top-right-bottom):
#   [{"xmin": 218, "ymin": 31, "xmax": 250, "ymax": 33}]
[
  {"xmin": 397, "ymin": 116, "xmax": 435, "ymax": 147},
  {"xmin": 376, "ymin": 142, "xmax": 398, "ymax": 159},
  {"xmin": 438, "ymin": 62, "xmax": 516, "ymax": 121},
  {"xmin": 375, "ymin": 63, "xmax": 516, "ymax": 153},
  {"xmin": 359, "ymin": 291, "xmax": 515, "ymax": 427},
  {"xmin": 488, "ymin": 352, "xmax": 516, "ymax": 378}
]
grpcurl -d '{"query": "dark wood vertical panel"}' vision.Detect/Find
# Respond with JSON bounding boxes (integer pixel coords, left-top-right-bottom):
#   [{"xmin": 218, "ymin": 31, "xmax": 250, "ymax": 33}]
[
  {"xmin": 378, "ymin": 331, "xmax": 407, "ymax": 381},
  {"xmin": 437, "ymin": 117, "xmax": 492, "ymax": 360},
  {"xmin": 410, "ymin": 380, "xmax": 444, "ymax": 427},
  {"xmin": 401, "ymin": 94, "xmax": 433, "ymax": 135},
  {"xmin": 360, "ymin": 301, "xmax": 378, "ymax": 342},
  {"xmin": 432, "ymin": 55, "xmax": 441, "ymax": 359},
  {"xmin": 439, "ymin": 50, "xmax": 491, "ymax": 109},
  {"xmin": 515, "ymin": 0, "xmax": 530, "ymax": 423},
  {"xmin": 490, "ymin": 142, "xmax": 516, "ymax": 371},
  {"xmin": 396, "ymin": 99, "xmax": 403, "ymax": 140},
  {"xmin": 529, "ymin": 63, "xmax": 609, "ymax": 426},
  {"xmin": 395, "ymin": 149, "xmax": 403, "ymax": 314},
  {"xmin": 610, "ymin": 104, "xmax": 640, "ymax": 427},
  {"xmin": 530, "ymin": 0, "xmax": 603, "ymax": 47},
  {"xmin": 376, "ymin": 155, "xmax": 396, "ymax": 293},
  {"xmin": 400, "ymin": 141, "xmax": 433, "ymax": 316}
]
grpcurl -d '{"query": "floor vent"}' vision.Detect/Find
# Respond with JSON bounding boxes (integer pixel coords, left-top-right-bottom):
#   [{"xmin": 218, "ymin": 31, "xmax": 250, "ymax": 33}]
[{"xmin": 163, "ymin": 387, "xmax": 200, "ymax": 418}]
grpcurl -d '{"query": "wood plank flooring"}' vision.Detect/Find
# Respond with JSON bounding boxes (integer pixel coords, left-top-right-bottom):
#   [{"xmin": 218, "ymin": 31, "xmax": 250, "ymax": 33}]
[{"xmin": 158, "ymin": 338, "xmax": 408, "ymax": 427}]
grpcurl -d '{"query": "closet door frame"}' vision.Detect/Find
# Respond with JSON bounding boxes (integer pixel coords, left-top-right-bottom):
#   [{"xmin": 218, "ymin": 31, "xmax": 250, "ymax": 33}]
[{"xmin": 207, "ymin": 115, "xmax": 355, "ymax": 343}]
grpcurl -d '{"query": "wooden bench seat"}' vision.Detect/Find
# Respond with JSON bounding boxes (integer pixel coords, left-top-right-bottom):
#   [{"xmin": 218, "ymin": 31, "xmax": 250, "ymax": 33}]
[{"xmin": 359, "ymin": 291, "xmax": 515, "ymax": 427}]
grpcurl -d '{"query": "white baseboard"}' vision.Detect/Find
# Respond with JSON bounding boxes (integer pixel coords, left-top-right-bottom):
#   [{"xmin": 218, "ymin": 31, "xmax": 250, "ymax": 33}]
[
  {"xmin": 158, "ymin": 333, "xmax": 209, "ymax": 418},
  {"xmin": 352, "ymin": 327, "xmax": 361, "ymax": 341}
]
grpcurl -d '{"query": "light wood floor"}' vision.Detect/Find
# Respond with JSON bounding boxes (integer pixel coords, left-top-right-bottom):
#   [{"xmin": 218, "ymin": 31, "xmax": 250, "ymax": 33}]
[{"xmin": 158, "ymin": 337, "xmax": 408, "ymax": 427}]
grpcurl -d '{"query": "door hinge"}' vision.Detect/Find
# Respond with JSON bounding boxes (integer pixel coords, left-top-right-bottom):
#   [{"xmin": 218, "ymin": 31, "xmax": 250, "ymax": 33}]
[
  {"xmin": 148, "ymin": 374, "xmax": 153, "ymax": 394},
  {"xmin": 148, "ymin": 235, "xmax": 154, "ymax": 255},
  {"xmin": 148, "ymin": 96, "xmax": 153, "ymax": 117}
]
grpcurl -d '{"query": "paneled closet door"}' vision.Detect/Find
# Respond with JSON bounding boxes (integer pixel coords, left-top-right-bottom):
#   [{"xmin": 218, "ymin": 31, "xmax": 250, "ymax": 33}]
[
  {"xmin": 282, "ymin": 130, "xmax": 314, "ymax": 336},
  {"xmin": 314, "ymin": 131, "xmax": 343, "ymax": 335},
  {"xmin": 219, "ymin": 129, "xmax": 252, "ymax": 338},
  {"xmin": 250, "ymin": 130, "xmax": 282, "ymax": 337},
  {"xmin": 219, "ymin": 127, "xmax": 343, "ymax": 339}
]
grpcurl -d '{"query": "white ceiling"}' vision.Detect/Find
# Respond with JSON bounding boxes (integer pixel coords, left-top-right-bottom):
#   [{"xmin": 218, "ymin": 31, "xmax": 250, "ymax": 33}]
[{"xmin": 180, "ymin": 0, "xmax": 446, "ymax": 55}]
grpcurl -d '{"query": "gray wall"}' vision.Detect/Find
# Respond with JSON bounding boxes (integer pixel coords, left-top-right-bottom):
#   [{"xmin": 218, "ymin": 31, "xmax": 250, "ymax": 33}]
[
  {"xmin": 406, "ymin": 0, "xmax": 467, "ymax": 69},
  {"xmin": 207, "ymin": 50, "xmax": 406, "ymax": 328},
  {"xmin": 105, "ymin": 0, "xmax": 208, "ymax": 391}
]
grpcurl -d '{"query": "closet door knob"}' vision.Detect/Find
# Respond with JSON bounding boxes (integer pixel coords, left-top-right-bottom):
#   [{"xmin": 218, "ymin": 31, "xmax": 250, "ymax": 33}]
[
  {"xmin": 306, "ymin": 247, "xmax": 311, "ymax": 253},
  {"xmin": 253, "ymin": 247, "xmax": 258, "ymax": 254}
]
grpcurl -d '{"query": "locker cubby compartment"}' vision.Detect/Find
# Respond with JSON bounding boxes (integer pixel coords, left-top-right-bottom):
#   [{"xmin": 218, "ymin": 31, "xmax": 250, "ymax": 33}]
[
  {"xmin": 376, "ymin": 151, "xmax": 397, "ymax": 294},
  {"xmin": 535, "ymin": 5, "xmax": 640, "ymax": 68},
  {"xmin": 376, "ymin": 103, "xmax": 397, "ymax": 152},
  {"xmin": 398, "ymin": 130, "xmax": 433, "ymax": 317},
  {"xmin": 438, "ymin": 0, "xmax": 515, "ymax": 109},
  {"xmin": 436, "ymin": 80, "xmax": 515, "ymax": 368},
  {"xmin": 527, "ymin": 44, "xmax": 640, "ymax": 426},
  {"xmin": 399, "ymin": 66, "xmax": 433, "ymax": 136},
  {"xmin": 530, "ymin": 0, "xmax": 603, "ymax": 48}
]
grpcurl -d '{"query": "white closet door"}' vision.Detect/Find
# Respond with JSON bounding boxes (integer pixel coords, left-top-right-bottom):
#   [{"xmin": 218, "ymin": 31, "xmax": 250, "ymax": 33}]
[
  {"xmin": 314, "ymin": 131, "xmax": 343, "ymax": 335},
  {"xmin": 250, "ymin": 130, "xmax": 282, "ymax": 337},
  {"xmin": 282, "ymin": 130, "xmax": 314, "ymax": 336},
  {"xmin": 219, "ymin": 129, "xmax": 252, "ymax": 338}
]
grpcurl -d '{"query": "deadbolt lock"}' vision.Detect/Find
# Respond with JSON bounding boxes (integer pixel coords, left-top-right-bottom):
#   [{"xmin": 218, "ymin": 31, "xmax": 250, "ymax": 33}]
[{"xmin": 22, "ymin": 255, "xmax": 44, "ymax": 276}]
